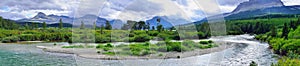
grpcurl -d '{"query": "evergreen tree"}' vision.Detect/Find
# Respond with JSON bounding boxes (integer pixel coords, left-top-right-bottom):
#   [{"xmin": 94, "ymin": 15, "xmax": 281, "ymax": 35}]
[
  {"xmin": 80, "ymin": 21, "xmax": 85, "ymax": 29},
  {"xmin": 100, "ymin": 24, "xmax": 104, "ymax": 34},
  {"xmin": 93, "ymin": 22, "xmax": 97, "ymax": 29},
  {"xmin": 248, "ymin": 24, "xmax": 253, "ymax": 33},
  {"xmin": 170, "ymin": 27, "xmax": 175, "ymax": 31},
  {"xmin": 254, "ymin": 22, "xmax": 261, "ymax": 34},
  {"xmin": 271, "ymin": 25, "xmax": 277, "ymax": 37},
  {"xmin": 43, "ymin": 22, "xmax": 47, "ymax": 30},
  {"xmin": 146, "ymin": 22, "xmax": 150, "ymax": 30},
  {"xmin": 282, "ymin": 23, "xmax": 289, "ymax": 39},
  {"xmin": 290, "ymin": 21, "xmax": 297, "ymax": 30},
  {"xmin": 156, "ymin": 18, "xmax": 163, "ymax": 32},
  {"xmin": 105, "ymin": 20, "xmax": 112, "ymax": 30},
  {"xmin": 157, "ymin": 25, "xmax": 163, "ymax": 32},
  {"xmin": 31, "ymin": 22, "xmax": 36, "ymax": 29},
  {"xmin": 297, "ymin": 17, "xmax": 300, "ymax": 26},
  {"xmin": 137, "ymin": 21, "xmax": 146, "ymax": 30},
  {"xmin": 152, "ymin": 26, "xmax": 155, "ymax": 30},
  {"xmin": 199, "ymin": 22, "xmax": 211, "ymax": 37},
  {"xmin": 25, "ymin": 23, "xmax": 29, "ymax": 29},
  {"xmin": 59, "ymin": 19, "xmax": 63, "ymax": 29}
]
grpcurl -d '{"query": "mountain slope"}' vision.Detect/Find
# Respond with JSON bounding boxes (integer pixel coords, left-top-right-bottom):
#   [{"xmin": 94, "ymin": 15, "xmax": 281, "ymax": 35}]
[
  {"xmin": 192, "ymin": 0, "xmax": 300, "ymax": 24},
  {"xmin": 17, "ymin": 12, "xmax": 73, "ymax": 24},
  {"xmin": 232, "ymin": 0, "xmax": 284, "ymax": 13}
]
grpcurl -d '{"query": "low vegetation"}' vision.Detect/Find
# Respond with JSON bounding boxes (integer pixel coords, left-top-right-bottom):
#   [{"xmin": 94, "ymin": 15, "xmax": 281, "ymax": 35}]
[{"xmin": 93, "ymin": 40, "xmax": 217, "ymax": 56}]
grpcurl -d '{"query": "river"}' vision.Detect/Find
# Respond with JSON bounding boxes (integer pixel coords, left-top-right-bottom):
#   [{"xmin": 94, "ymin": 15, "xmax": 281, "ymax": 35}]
[{"xmin": 0, "ymin": 35, "xmax": 276, "ymax": 66}]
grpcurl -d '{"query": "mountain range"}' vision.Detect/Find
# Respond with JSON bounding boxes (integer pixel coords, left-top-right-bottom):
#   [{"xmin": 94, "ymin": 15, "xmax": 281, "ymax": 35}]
[
  {"xmin": 193, "ymin": 0, "xmax": 300, "ymax": 24},
  {"xmin": 16, "ymin": 0, "xmax": 300, "ymax": 28},
  {"xmin": 16, "ymin": 12, "xmax": 188, "ymax": 28}
]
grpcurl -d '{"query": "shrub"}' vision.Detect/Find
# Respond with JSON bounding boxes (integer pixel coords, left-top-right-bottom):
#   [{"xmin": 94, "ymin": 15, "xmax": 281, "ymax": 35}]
[
  {"xmin": 96, "ymin": 44, "xmax": 105, "ymax": 49},
  {"xmin": 105, "ymin": 43, "xmax": 113, "ymax": 48},
  {"xmin": 198, "ymin": 31, "xmax": 206, "ymax": 39},
  {"xmin": 103, "ymin": 51, "xmax": 115, "ymax": 55},
  {"xmin": 157, "ymin": 46, "xmax": 167, "ymax": 52},
  {"xmin": 141, "ymin": 50, "xmax": 151, "ymax": 56},
  {"xmin": 1, "ymin": 36, "xmax": 20, "ymax": 43},
  {"xmin": 148, "ymin": 31, "xmax": 159, "ymax": 36},
  {"xmin": 103, "ymin": 47, "xmax": 111, "ymax": 51},
  {"xmin": 95, "ymin": 35, "xmax": 111, "ymax": 43},
  {"xmin": 275, "ymin": 57, "xmax": 300, "ymax": 66},
  {"xmin": 158, "ymin": 53, "xmax": 163, "ymax": 56},
  {"xmin": 208, "ymin": 40, "xmax": 213, "ymax": 43},
  {"xmin": 166, "ymin": 42, "xmax": 181, "ymax": 52},
  {"xmin": 62, "ymin": 45, "xmax": 84, "ymax": 48},
  {"xmin": 182, "ymin": 40, "xmax": 197, "ymax": 49},
  {"xmin": 180, "ymin": 32, "xmax": 198, "ymax": 39},
  {"xmin": 249, "ymin": 61, "xmax": 257, "ymax": 66},
  {"xmin": 131, "ymin": 34, "xmax": 151, "ymax": 42},
  {"xmin": 199, "ymin": 41, "xmax": 209, "ymax": 44}
]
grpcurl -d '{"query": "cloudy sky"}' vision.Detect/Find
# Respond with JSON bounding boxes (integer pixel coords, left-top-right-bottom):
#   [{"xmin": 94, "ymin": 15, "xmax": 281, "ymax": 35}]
[{"xmin": 0, "ymin": 0, "xmax": 299, "ymax": 21}]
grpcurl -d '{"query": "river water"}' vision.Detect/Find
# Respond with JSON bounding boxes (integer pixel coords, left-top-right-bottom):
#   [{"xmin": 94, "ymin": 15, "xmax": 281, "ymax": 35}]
[{"xmin": 0, "ymin": 35, "xmax": 276, "ymax": 66}]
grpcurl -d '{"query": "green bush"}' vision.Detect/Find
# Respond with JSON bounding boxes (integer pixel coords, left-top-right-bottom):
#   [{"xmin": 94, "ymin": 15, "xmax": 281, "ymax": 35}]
[
  {"xmin": 141, "ymin": 50, "xmax": 151, "ymax": 56},
  {"xmin": 105, "ymin": 43, "xmax": 113, "ymax": 47},
  {"xmin": 1, "ymin": 36, "xmax": 20, "ymax": 43},
  {"xmin": 182, "ymin": 40, "xmax": 197, "ymax": 50},
  {"xmin": 249, "ymin": 61, "xmax": 257, "ymax": 66},
  {"xmin": 103, "ymin": 51, "xmax": 115, "ymax": 55},
  {"xmin": 103, "ymin": 47, "xmax": 111, "ymax": 51},
  {"xmin": 199, "ymin": 41, "xmax": 209, "ymax": 44},
  {"xmin": 148, "ymin": 31, "xmax": 159, "ymax": 36},
  {"xmin": 208, "ymin": 40, "xmax": 213, "ymax": 43},
  {"xmin": 274, "ymin": 57, "xmax": 300, "ymax": 66},
  {"xmin": 96, "ymin": 44, "xmax": 105, "ymax": 49},
  {"xmin": 62, "ymin": 45, "xmax": 84, "ymax": 48},
  {"xmin": 131, "ymin": 34, "xmax": 151, "ymax": 42},
  {"xmin": 198, "ymin": 31, "xmax": 206, "ymax": 39}
]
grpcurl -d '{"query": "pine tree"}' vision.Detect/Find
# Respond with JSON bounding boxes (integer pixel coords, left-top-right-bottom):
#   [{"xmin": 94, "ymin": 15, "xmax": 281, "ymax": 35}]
[
  {"xmin": 43, "ymin": 22, "xmax": 47, "ymax": 30},
  {"xmin": 31, "ymin": 22, "xmax": 35, "ymax": 29},
  {"xmin": 271, "ymin": 25, "xmax": 277, "ymax": 37},
  {"xmin": 156, "ymin": 18, "xmax": 163, "ymax": 32},
  {"xmin": 93, "ymin": 22, "xmax": 97, "ymax": 29},
  {"xmin": 282, "ymin": 23, "xmax": 289, "ymax": 39},
  {"xmin": 254, "ymin": 22, "xmax": 261, "ymax": 34},
  {"xmin": 146, "ymin": 22, "xmax": 150, "ymax": 30},
  {"xmin": 80, "ymin": 21, "xmax": 85, "ymax": 29},
  {"xmin": 59, "ymin": 19, "xmax": 63, "ymax": 29},
  {"xmin": 170, "ymin": 27, "xmax": 175, "ymax": 31},
  {"xmin": 25, "ymin": 23, "xmax": 29, "ymax": 29},
  {"xmin": 100, "ymin": 24, "xmax": 104, "ymax": 34},
  {"xmin": 290, "ymin": 21, "xmax": 296, "ymax": 30},
  {"xmin": 157, "ymin": 25, "xmax": 163, "ymax": 32},
  {"xmin": 105, "ymin": 20, "xmax": 112, "ymax": 30},
  {"xmin": 152, "ymin": 26, "xmax": 155, "ymax": 30}
]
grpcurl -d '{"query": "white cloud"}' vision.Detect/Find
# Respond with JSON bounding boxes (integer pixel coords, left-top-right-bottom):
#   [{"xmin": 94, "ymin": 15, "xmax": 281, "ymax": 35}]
[
  {"xmin": 0, "ymin": 0, "xmax": 78, "ymax": 20},
  {"xmin": 193, "ymin": 0, "xmax": 224, "ymax": 16},
  {"xmin": 282, "ymin": 0, "xmax": 300, "ymax": 6},
  {"xmin": 219, "ymin": 5, "xmax": 237, "ymax": 13},
  {"xmin": 172, "ymin": 0, "xmax": 205, "ymax": 21},
  {"xmin": 100, "ymin": 0, "xmax": 163, "ymax": 21},
  {"xmin": 1, "ymin": 0, "xmax": 300, "ymax": 21}
]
